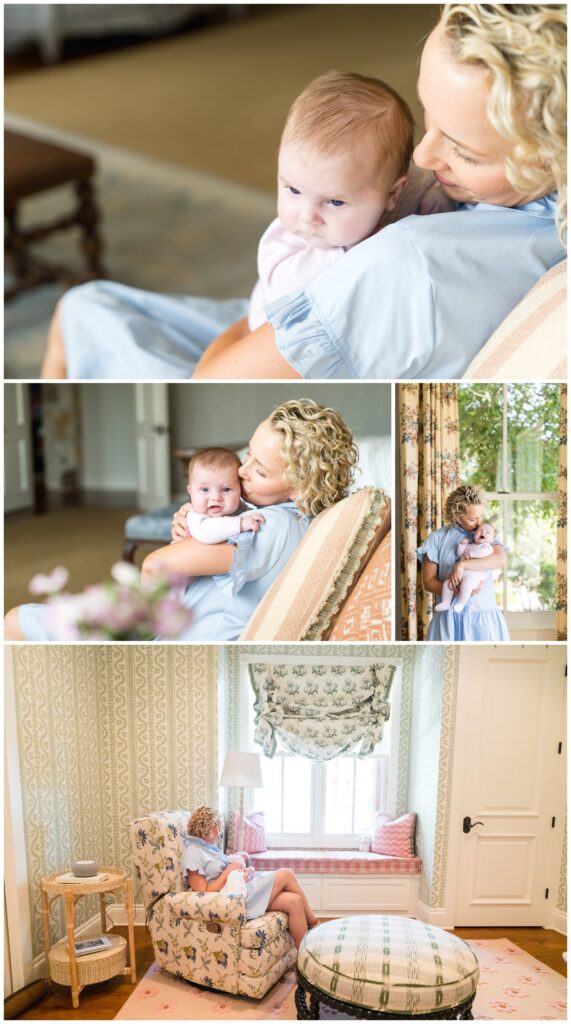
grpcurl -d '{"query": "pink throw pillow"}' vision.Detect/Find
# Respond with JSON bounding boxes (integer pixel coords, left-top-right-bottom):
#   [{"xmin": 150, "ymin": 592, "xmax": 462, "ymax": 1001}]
[
  {"xmin": 227, "ymin": 810, "xmax": 267, "ymax": 854},
  {"xmin": 372, "ymin": 812, "xmax": 416, "ymax": 857}
]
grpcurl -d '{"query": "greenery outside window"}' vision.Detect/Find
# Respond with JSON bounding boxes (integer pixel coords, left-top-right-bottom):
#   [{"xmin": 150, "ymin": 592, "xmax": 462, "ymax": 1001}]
[{"xmin": 458, "ymin": 384, "xmax": 559, "ymax": 629}]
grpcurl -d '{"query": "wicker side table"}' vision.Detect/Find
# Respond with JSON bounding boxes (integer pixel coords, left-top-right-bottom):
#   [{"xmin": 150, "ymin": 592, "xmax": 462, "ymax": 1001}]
[{"xmin": 40, "ymin": 867, "xmax": 136, "ymax": 1009}]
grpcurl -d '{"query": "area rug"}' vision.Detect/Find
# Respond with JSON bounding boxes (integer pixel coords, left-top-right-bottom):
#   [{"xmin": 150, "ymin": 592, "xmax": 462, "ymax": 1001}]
[
  {"xmin": 5, "ymin": 113, "xmax": 274, "ymax": 379},
  {"xmin": 115, "ymin": 940, "xmax": 567, "ymax": 1020}
]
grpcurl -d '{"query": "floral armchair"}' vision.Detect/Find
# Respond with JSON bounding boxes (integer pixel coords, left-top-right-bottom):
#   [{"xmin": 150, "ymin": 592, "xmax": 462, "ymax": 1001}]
[{"xmin": 129, "ymin": 810, "xmax": 296, "ymax": 998}]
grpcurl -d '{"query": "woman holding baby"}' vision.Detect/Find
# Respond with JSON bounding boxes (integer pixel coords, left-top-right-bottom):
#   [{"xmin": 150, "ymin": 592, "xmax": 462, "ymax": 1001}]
[
  {"xmin": 184, "ymin": 807, "xmax": 318, "ymax": 948},
  {"xmin": 417, "ymin": 484, "xmax": 509, "ymax": 642},
  {"xmin": 40, "ymin": 4, "xmax": 566, "ymax": 381},
  {"xmin": 4, "ymin": 399, "xmax": 358, "ymax": 640}
]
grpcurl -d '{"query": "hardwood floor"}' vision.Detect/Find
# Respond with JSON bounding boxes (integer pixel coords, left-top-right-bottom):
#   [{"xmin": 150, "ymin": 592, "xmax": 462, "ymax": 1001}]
[{"xmin": 14, "ymin": 924, "xmax": 567, "ymax": 1020}]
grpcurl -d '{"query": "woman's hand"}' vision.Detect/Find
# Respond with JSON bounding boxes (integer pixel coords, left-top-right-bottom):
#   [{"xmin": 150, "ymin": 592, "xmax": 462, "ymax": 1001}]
[{"xmin": 171, "ymin": 502, "xmax": 192, "ymax": 542}]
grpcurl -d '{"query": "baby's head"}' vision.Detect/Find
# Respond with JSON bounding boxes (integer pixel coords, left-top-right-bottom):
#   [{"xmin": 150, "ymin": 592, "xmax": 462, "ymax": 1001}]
[
  {"xmin": 278, "ymin": 70, "xmax": 414, "ymax": 250},
  {"xmin": 473, "ymin": 522, "xmax": 496, "ymax": 546},
  {"xmin": 187, "ymin": 448, "xmax": 242, "ymax": 517}
]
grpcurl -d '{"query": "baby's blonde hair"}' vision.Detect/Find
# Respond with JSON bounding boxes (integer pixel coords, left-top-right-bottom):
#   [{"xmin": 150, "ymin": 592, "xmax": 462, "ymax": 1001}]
[
  {"xmin": 444, "ymin": 484, "xmax": 485, "ymax": 526},
  {"xmin": 188, "ymin": 447, "xmax": 241, "ymax": 484},
  {"xmin": 439, "ymin": 4, "xmax": 567, "ymax": 241},
  {"xmin": 270, "ymin": 399, "xmax": 359, "ymax": 518},
  {"xmin": 187, "ymin": 806, "xmax": 222, "ymax": 841},
  {"xmin": 281, "ymin": 71, "xmax": 415, "ymax": 183}
]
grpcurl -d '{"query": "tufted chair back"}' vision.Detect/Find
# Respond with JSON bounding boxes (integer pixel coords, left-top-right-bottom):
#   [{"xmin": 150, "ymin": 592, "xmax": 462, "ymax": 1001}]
[{"xmin": 130, "ymin": 809, "xmax": 190, "ymax": 909}]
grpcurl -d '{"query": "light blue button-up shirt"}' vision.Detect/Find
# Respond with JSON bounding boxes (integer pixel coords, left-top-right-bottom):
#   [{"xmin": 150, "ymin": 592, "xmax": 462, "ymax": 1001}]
[{"xmin": 269, "ymin": 194, "xmax": 564, "ymax": 379}]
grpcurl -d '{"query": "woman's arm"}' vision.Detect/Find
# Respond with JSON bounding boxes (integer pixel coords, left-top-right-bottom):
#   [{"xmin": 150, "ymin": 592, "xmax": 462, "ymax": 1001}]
[
  {"xmin": 186, "ymin": 865, "xmax": 235, "ymax": 894},
  {"xmin": 421, "ymin": 557, "xmax": 444, "ymax": 597},
  {"xmin": 456, "ymin": 545, "xmax": 507, "ymax": 573},
  {"xmin": 193, "ymin": 320, "xmax": 301, "ymax": 380},
  {"xmin": 142, "ymin": 536, "xmax": 234, "ymax": 583}
]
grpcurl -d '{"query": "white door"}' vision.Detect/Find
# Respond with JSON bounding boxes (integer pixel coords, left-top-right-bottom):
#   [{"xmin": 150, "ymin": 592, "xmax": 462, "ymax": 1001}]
[
  {"xmin": 4, "ymin": 384, "xmax": 34, "ymax": 513},
  {"xmin": 135, "ymin": 384, "xmax": 171, "ymax": 510},
  {"xmin": 453, "ymin": 646, "xmax": 566, "ymax": 926}
]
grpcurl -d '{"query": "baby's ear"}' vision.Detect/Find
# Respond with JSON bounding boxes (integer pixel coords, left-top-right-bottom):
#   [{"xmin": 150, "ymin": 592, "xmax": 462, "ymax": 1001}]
[{"xmin": 384, "ymin": 175, "xmax": 408, "ymax": 212}]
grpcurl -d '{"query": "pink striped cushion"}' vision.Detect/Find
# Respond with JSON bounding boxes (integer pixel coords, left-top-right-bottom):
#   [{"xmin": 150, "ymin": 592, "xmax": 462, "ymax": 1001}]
[
  {"xmin": 250, "ymin": 849, "xmax": 422, "ymax": 875},
  {"xmin": 372, "ymin": 812, "xmax": 416, "ymax": 857},
  {"xmin": 227, "ymin": 811, "xmax": 267, "ymax": 854}
]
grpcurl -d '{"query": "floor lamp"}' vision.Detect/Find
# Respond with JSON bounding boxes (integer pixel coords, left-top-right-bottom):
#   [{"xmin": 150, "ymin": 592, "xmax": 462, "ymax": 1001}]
[{"xmin": 220, "ymin": 752, "xmax": 263, "ymax": 854}]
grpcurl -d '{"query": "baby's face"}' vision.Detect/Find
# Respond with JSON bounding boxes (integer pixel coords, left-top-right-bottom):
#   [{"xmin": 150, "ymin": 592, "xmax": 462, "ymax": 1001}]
[
  {"xmin": 473, "ymin": 523, "xmax": 495, "ymax": 545},
  {"xmin": 277, "ymin": 142, "xmax": 400, "ymax": 249},
  {"xmin": 187, "ymin": 465, "xmax": 242, "ymax": 517}
]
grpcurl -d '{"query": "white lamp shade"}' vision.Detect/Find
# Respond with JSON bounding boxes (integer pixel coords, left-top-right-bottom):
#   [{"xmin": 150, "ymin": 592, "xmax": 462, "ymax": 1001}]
[{"xmin": 220, "ymin": 751, "xmax": 262, "ymax": 788}]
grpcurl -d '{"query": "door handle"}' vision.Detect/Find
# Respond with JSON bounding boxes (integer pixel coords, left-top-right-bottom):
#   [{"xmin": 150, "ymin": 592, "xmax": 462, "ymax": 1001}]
[
  {"xmin": 463, "ymin": 816, "xmax": 484, "ymax": 834},
  {"xmin": 152, "ymin": 424, "xmax": 170, "ymax": 436}
]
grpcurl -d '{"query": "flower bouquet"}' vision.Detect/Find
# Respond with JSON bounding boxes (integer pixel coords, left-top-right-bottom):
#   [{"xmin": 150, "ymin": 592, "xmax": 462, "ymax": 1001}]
[{"xmin": 29, "ymin": 563, "xmax": 192, "ymax": 641}]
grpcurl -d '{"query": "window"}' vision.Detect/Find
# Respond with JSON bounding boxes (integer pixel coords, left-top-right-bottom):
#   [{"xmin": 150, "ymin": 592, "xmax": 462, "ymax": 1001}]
[
  {"xmin": 458, "ymin": 384, "xmax": 559, "ymax": 629},
  {"xmin": 238, "ymin": 656, "xmax": 401, "ymax": 848}
]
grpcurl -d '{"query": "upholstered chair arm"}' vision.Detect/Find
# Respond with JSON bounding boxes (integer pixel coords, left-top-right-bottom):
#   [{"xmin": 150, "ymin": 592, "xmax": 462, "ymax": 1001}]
[{"xmin": 163, "ymin": 889, "xmax": 248, "ymax": 925}]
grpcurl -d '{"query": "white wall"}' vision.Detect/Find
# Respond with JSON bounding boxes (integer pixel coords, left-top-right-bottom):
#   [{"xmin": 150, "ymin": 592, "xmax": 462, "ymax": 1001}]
[{"xmin": 79, "ymin": 384, "xmax": 137, "ymax": 492}]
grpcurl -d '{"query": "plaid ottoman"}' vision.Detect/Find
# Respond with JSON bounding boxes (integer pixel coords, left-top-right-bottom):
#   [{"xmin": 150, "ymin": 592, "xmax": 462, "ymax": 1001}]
[{"xmin": 295, "ymin": 915, "xmax": 479, "ymax": 1020}]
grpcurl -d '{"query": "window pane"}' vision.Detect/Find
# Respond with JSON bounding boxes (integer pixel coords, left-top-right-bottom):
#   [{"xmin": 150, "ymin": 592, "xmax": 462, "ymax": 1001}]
[
  {"xmin": 283, "ymin": 758, "xmax": 311, "ymax": 833},
  {"xmin": 324, "ymin": 759, "xmax": 354, "ymax": 834},
  {"xmin": 506, "ymin": 384, "xmax": 559, "ymax": 494},
  {"xmin": 258, "ymin": 756, "xmax": 283, "ymax": 833},
  {"xmin": 458, "ymin": 384, "xmax": 503, "ymax": 491},
  {"xmin": 487, "ymin": 499, "xmax": 556, "ymax": 612},
  {"xmin": 354, "ymin": 758, "xmax": 379, "ymax": 833}
]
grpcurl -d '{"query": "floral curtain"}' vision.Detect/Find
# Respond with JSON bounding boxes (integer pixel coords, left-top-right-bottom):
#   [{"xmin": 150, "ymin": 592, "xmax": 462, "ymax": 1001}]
[
  {"xmin": 249, "ymin": 662, "xmax": 395, "ymax": 761},
  {"xmin": 556, "ymin": 384, "xmax": 567, "ymax": 640},
  {"xmin": 399, "ymin": 384, "xmax": 461, "ymax": 641}
]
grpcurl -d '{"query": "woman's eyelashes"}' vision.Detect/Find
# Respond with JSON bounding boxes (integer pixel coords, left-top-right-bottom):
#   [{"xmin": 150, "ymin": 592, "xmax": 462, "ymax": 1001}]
[{"xmin": 452, "ymin": 146, "xmax": 480, "ymax": 166}]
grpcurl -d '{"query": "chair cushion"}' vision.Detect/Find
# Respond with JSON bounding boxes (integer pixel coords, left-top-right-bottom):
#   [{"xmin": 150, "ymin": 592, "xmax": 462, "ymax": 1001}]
[
  {"xmin": 250, "ymin": 849, "xmax": 421, "ymax": 875},
  {"xmin": 240, "ymin": 488, "xmax": 390, "ymax": 641},
  {"xmin": 327, "ymin": 530, "xmax": 392, "ymax": 640},
  {"xmin": 240, "ymin": 910, "xmax": 289, "ymax": 949},
  {"xmin": 298, "ymin": 915, "xmax": 479, "ymax": 1015},
  {"xmin": 124, "ymin": 501, "xmax": 183, "ymax": 542},
  {"xmin": 465, "ymin": 259, "xmax": 566, "ymax": 380},
  {"xmin": 372, "ymin": 812, "xmax": 416, "ymax": 857}
]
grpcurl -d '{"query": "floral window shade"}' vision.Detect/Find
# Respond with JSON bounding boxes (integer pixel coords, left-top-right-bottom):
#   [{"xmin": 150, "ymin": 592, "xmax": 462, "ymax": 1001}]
[{"xmin": 249, "ymin": 662, "xmax": 395, "ymax": 762}]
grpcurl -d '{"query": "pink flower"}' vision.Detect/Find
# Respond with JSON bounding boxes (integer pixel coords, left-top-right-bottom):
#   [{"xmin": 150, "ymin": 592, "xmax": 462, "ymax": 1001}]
[
  {"xmin": 29, "ymin": 566, "xmax": 69, "ymax": 595},
  {"xmin": 548, "ymin": 1001, "xmax": 567, "ymax": 1011},
  {"xmin": 44, "ymin": 595, "xmax": 82, "ymax": 640},
  {"xmin": 139, "ymin": 985, "xmax": 159, "ymax": 999},
  {"xmin": 489, "ymin": 1000, "xmax": 517, "ymax": 1013},
  {"xmin": 502, "ymin": 987, "xmax": 529, "ymax": 999},
  {"xmin": 111, "ymin": 561, "xmax": 141, "ymax": 587},
  {"xmin": 517, "ymin": 975, "xmax": 540, "ymax": 986}
]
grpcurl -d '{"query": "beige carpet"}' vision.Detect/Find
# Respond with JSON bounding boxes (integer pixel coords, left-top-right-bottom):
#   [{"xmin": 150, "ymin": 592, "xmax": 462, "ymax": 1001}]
[
  {"xmin": 5, "ymin": 5, "xmax": 439, "ymax": 192},
  {"xmin": 4, "ymin": 505, "xmax": 142, "ymax": 609}
]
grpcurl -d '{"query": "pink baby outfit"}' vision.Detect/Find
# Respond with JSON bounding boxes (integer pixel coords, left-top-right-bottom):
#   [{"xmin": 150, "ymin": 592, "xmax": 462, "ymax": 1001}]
[{"xmin": 247, "ymin": 217, "xmax": 344, "ymax": 331}]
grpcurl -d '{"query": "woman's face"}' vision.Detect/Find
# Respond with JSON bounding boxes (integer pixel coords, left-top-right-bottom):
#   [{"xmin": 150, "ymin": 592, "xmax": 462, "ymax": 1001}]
[
  {"xmin": 238, "ymin": 419, "xmax": 296, "ymax": 508},
  {"xmin": 456, "ymin": 503, "xmax": 486, "ymax": 531},
  {"xmin": 414, "ymin": 25, "xmax": 540, "ymax": 207},
  {"xmin": 206, "ymin": 821, "xmax": 221, "ymax": 843}
]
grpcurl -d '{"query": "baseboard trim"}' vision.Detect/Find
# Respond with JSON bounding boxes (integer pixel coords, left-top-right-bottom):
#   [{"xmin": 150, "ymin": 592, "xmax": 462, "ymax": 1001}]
[
  {"xmin": 551, "ymin": 909, "xmax": 567, "ymax": 935},
  {"xmin": 107, "ymin": 902, "xmax": 147, "ymax": 927},
  {"xmin": 415, "ymin": 900, "xmax": 454, "ymax": 930}
]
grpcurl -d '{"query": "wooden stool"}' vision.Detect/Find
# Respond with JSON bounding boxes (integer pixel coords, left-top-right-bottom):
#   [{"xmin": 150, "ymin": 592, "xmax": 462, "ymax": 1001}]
[{"xmin": 4, "ymin": 129, "xmax": 105, "ymax": 301}]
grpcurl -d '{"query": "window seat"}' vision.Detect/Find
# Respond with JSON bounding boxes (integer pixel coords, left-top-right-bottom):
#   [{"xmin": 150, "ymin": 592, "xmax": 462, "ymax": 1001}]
[{"xmin": 249, "ymin": 849, "xmax": 422, "ymax": 875}]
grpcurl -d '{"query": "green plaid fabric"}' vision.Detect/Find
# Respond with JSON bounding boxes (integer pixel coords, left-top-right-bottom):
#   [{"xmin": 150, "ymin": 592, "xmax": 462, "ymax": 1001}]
[{"xmin": 298, "ymin": 915, "xmax": 479, "ymax": 1014}]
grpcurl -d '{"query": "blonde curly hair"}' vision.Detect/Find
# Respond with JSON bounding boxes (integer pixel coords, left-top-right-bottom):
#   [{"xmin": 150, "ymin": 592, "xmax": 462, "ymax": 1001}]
[
  {"xmin": 187, "ymin": 806, "xmax": 221, "ymax": 841},
  {"xmin": 444, "ymin": 484, "xmax": 486, "ymax": 526},
  {"xmin": 439, "ymin": 4, "xmax": 567, "ymax": 240},
  {"xmin": 270, "ymin": 399, "xmax": 359, "ymax": 517}
]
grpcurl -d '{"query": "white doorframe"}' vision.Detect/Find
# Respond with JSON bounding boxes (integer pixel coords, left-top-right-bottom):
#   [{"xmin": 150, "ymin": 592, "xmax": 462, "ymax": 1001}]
[
  {"xmin": 448, "ymin": 645, "xmax": 566, "ymax": 930},
  {"xmin": 134, "ymin": 383, "xmax": 171, "ymax": 510},
  {"xmin": 4, "ymin": 648, "xmax": 37, "ymax": 986}
]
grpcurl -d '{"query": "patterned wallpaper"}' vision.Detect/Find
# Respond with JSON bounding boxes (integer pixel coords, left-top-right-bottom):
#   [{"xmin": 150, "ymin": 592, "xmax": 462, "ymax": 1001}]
[
  {"xmin": 557, "ymin": 818, "xmax": 567, "ymax": 912},
  {"xmin": 11, "ymin": 645, "xmax": 218, "ymax": 958}
]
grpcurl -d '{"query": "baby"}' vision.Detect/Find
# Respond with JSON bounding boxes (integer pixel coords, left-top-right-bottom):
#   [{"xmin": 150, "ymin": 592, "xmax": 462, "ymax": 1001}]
[
  {"xmin": 247, "ymin": 70, "xmax": 416, "ymax": 330},
  {"xmin": 436, "ymin": 523, "xmax": 497, "ymax": 613},
  {"xmin": 185, "ymin": 448, "xmax": 264, "ymax": 543}
]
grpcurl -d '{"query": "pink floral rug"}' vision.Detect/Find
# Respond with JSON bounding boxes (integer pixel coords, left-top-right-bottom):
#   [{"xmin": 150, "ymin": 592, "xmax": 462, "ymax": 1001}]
[{"xmin": 115, "ymin": 939, "xmax": 567, "ymax": 1020}]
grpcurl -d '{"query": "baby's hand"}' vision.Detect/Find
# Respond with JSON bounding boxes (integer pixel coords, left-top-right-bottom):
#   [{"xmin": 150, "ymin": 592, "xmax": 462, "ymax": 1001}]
[
  {"xmin": 240, "ymin": 512, "xmax": 265, "ymax": 533},
  {"xmin": 243, "ymin": 867, "xmax": 255, "ymax": 882},
  {"xmin": 228, "ymin": 854, "xmax": 246, "ymax": 868},
  {"xmin": 419, "ymin": 183, "xmax": 456, "ymax": 216}
]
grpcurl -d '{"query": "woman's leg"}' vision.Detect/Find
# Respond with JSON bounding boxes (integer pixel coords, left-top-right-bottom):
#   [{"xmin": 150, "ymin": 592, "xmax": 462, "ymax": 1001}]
[
  {"xmin": 267, "ymin": 891, "xmax": 307, "ymax": 948},
  {"xmin": 5, "ymin": 607, "xmax": 26, "ymax": 640},
  {"xmin": 41, "ymin": 302, "xmax": 68, "ymax": 379},
  {"xmin": 269, "ymin": 869, "xmax": 318, "ymax": 928}
]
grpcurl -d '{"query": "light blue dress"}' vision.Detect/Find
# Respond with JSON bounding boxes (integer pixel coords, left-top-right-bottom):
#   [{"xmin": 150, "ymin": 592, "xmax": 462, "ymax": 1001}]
[
  {"xmin": 58, "ymin": 194, "xmax": 563, "ymax": 380},
  {"xmin": 417, "ymin": 526, "xmax": 510, "ymax": 642},
  {"xmin": 17, "ymin": 501, "xmax": 309, "ymax": 641},
  {"xmin": 181, "ymin": 837, "xmax": 275, "ymax": 921}
]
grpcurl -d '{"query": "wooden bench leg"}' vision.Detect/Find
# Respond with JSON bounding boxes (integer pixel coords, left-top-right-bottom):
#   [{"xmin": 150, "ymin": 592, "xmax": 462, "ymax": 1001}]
[
  {"xmin": 76, "ymin": 176, "xmax": 105, "ymax": 278},
  {"xmin": 122, "ymin": 540, "xmax": 138, "ymax": 564}
]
